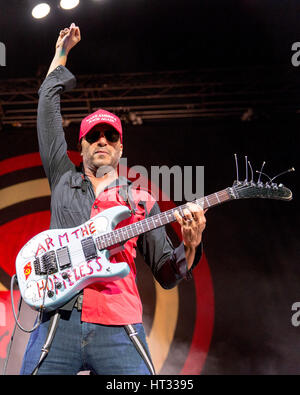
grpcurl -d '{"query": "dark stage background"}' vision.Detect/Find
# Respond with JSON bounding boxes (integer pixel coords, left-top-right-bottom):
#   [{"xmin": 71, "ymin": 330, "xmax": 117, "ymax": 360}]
[{"xmin": 0, "ymin": 0, "xmax": 300, "ymax": 375}]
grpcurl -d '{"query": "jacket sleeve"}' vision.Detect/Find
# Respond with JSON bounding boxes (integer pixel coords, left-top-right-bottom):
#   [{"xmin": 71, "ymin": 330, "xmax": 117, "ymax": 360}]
[
  {"xmin": 37, "ymin": 65, "xmax": 77, "ymax": 189},
  {"xmin": 137, "ymin": 201, "xmax": 203, "ymax": 289}
]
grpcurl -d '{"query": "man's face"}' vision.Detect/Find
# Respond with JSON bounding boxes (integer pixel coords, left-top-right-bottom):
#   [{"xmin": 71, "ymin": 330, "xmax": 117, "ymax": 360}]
[{"xmin": 80, "ymin": 124, "xmax": 123, "ymax": 174}]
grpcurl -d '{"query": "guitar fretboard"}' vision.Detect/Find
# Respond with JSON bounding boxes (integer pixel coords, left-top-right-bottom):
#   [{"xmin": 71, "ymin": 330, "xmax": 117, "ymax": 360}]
[{"xmin": 95, "ymin": 188, "xmax": 232, "ymax": 250}]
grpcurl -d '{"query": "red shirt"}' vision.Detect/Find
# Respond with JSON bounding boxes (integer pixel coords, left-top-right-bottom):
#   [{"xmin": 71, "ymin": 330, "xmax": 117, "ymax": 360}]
[{"xmin": 81, "ymin": 186, "xmax": 156, "ymax": 325}]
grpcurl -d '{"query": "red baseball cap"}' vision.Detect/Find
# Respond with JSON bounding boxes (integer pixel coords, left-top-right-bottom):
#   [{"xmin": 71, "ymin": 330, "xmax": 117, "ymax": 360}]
[{"xmin": 79, "ymin": 109, "xmax": 123, "ymax": 142}]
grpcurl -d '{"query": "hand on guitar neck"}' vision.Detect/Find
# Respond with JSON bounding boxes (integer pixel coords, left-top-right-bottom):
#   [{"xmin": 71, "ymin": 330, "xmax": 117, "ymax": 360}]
[{"xmin": 174, "ymin": 202, "xmax": 207, "ymax": 270}]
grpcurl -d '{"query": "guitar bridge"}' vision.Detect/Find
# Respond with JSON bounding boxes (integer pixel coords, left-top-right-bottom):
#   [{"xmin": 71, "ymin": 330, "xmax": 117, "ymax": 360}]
[{"xmin": 34, "ymin": 251, "xmax": 58, "ymax": 275}]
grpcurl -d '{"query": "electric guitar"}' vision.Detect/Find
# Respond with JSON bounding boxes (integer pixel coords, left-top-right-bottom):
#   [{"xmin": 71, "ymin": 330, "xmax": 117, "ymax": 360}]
[{"xmin": 15, "ymin": 167, "xmax": 293, "ymax": 312}]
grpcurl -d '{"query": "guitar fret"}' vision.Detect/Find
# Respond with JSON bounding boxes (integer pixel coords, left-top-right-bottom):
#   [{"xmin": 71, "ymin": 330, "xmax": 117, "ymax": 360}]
[
  {"xmin": 117, "ymin": 230, "xmax": 123, "ymax": 241},
  {"xmin": 195, "ymin": 198, "xmax": 204, "ymax": 209},
  {"xmin": 163, "ymin": 212, "xmax": 169, "ymax": 223},
  {"xmin": 205, "ymin": 196, "xmax": 210, "ymax": 208},
  {"xmin": 95, "ymin": 188, "xmax": 233, "ymax": 250},
  {"xmin": 145, "ymin": 220, "xmax": 150, "ymax": 231},
  {"xmin": 157, "ymin": 216, "xmax": 163, "ymax": 226},
  {"xmin": 130, "ymin": 224, "xmax": 136, "ymax": 236},
  {"xmin": 136, "ymin": 222, "xmax": 143, "ymax": 232},
  {"xmin": 178, "ymin": 206, "xmax": 185, "ymax": 217},
  {"xmin": 127, "ymin": 227, "xmax": 133, "ymax": 238},
  {"xmin": 124, "ymin": 226, "xmax": 130, "ymax": 239},
  {"xmin": 150, "ymin": 218, "xmax": 156, "ymax": 228},
  {"xmin": 109, "ymin": 233, "xmax": 114, "ymax": 243}
]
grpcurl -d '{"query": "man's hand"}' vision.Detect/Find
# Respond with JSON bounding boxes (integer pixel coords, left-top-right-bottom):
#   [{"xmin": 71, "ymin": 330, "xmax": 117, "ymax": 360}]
[
  {"xmin": 55, "ymin": 23, "xmax": 81, "ymax": 55},
  {"xmin": 174, "ymin": 203, "xmax": 206, "ymax": 270},
  {"xmin": 47, "ymin": 23, "xmax": 81, "ymax": 76}
]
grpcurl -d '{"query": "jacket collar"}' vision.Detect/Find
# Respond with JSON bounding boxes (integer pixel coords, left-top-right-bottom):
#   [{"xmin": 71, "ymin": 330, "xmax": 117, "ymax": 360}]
[
  {"xmin": 70, "ymin": 173, "xmax": 85, "ymax": 188},
  {"xmin": 70, "ymin": 172, "xmax": 131, "ymax": 189}
]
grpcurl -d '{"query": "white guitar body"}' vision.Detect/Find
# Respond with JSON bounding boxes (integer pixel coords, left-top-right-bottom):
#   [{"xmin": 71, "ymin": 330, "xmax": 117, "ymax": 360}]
[{"xmin": 16, "ymin": 206, "xmax": 132, "ymax": 312}]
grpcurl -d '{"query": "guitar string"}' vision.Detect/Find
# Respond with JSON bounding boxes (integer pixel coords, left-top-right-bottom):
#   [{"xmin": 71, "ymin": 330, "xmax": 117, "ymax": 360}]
[
  {"xmin": 44, "ymin": 183, "xmax": 279, "ymax": 261},
  {"xmin": 28, "ymin": 192, "xmax": 220, "ymax": 267},
  {"xmin": 34, "ymin": 189, "xmax": 232, "ymax": 261},
  {"xmin": 95, "ymin": 182, "xmax": 279, "ymax": 247},
  {"xmin": 32, "ymin": 185, "xmax": 259, "ymax": 264},
  {"xmin": 95, "ymin": 188, "xmax": 231, "ymax": 248}
]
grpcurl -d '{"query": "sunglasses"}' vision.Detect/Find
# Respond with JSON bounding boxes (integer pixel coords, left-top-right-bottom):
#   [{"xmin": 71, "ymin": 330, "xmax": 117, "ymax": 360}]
[{"xmin": 85, "ymin": 129, "xmax": 120, "ymax": 144}]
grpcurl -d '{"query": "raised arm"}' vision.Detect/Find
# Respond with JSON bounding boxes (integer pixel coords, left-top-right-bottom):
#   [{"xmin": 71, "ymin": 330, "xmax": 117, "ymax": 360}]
[
  {"xmin": 38, "ymin": 24, "xmax": 81, "ymax": 188},
  {"xmin": 47, "ymin": 23, "xmax": 81, "ymax": 76}
]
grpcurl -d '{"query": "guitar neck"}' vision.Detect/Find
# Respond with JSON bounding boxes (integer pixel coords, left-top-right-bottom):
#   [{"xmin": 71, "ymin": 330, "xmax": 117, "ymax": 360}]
[{"xmin": 95, "ymin": 187, "xmax": 233, "ymax": 250}]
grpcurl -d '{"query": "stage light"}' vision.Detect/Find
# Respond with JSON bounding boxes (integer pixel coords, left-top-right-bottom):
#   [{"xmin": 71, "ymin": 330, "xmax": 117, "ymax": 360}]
[
  {"xmin": 60, "ymin": 0, "xmax": 80, "ymax": 10},
  {"xmin": 32, "ymin": 3, "xmax": 51, "ymax": 19}
]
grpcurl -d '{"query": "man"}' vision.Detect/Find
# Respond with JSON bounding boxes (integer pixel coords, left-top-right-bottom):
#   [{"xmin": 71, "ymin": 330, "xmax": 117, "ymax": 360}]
[{"xmin": 20, "ymin": 23, "xmax": 206, "ymax": 375}]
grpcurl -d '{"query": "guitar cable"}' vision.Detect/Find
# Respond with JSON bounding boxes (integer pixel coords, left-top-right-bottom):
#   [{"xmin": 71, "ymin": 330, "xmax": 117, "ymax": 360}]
[
  {"xmin": 10, "ymin": 274, "xmax": 45, "ymax": 333},
  {"xmin": 2, "ymin": 273, "xmax": 48, "ymax": 375}
]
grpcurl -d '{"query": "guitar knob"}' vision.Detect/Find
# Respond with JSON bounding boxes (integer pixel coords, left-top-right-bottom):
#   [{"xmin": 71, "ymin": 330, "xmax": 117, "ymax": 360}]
[
  {"xmin": 62, "ymin": 272, "xmax": 69, "ymax": 280},
  {"xmin": 55, "ymin": 281, "xmax": 62, "ymax": 289},
  {"xmin": 47, "ymin": 290, "xmax": 54, "ymax": 298}
]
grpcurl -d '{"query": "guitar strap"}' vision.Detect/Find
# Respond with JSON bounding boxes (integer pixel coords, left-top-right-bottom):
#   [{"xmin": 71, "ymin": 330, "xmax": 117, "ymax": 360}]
[
  {"xmin": 118, "ymin": 183, "xmax": 137, "ymax": 214},
  {"xmin": 31, "ymin": 310, "xmax": 61, "ymax": 375},
  {"xmin": 124, "ymin": 324, "xmax": 156, "ymax": 375}
]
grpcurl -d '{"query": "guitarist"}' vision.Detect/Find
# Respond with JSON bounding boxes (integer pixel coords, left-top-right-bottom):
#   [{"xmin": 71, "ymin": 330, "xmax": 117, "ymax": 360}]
[{"xmin": 20, "ymin": 23, "xmax": 206, "ymax": 375}]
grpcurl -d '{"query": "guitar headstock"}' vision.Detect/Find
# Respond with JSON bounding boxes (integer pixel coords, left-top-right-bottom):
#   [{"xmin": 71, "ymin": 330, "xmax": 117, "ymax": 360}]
[
  {"xmin": 232, "ymin": 181, "xmax": 293, "ymax": 201},
  {"xmin": 230, "ymin": 154, "xmax": 294, "ymax": 201}
]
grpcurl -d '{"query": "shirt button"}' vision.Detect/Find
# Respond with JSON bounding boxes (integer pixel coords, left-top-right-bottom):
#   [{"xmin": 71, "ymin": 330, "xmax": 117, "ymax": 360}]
[{"xmin": 94, "ymin": 204, "xmax": 98, "ymax": 209}]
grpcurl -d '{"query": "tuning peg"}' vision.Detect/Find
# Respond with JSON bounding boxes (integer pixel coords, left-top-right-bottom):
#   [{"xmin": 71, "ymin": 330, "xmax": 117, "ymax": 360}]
[
  {"xmin": 257, "ymin": 161, "xmax": 266, "ymax": 184},
  {"xmin": 234, "ymin": 153, "xmax": 240, "ymax": 184},
  {"xmin": 270, "ymin": 167, "xmax": 295, "ymax": 183},
  {"xmin": 248, "ymin": 161, "xmax": 254, "ymax": 183}
]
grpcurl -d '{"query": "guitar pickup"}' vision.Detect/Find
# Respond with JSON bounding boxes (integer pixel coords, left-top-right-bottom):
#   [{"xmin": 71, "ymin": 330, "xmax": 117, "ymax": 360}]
[
  {"xmin": 56, "ymin": 246, "xmax": 72, "ymax": 269},
  {"xmin": 81, "ymin": 237, "xmax": 97, "ymax": 261},
  {"xmin": 33, "ymin": 257, "xmax": 42, "ymax": 276}
]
